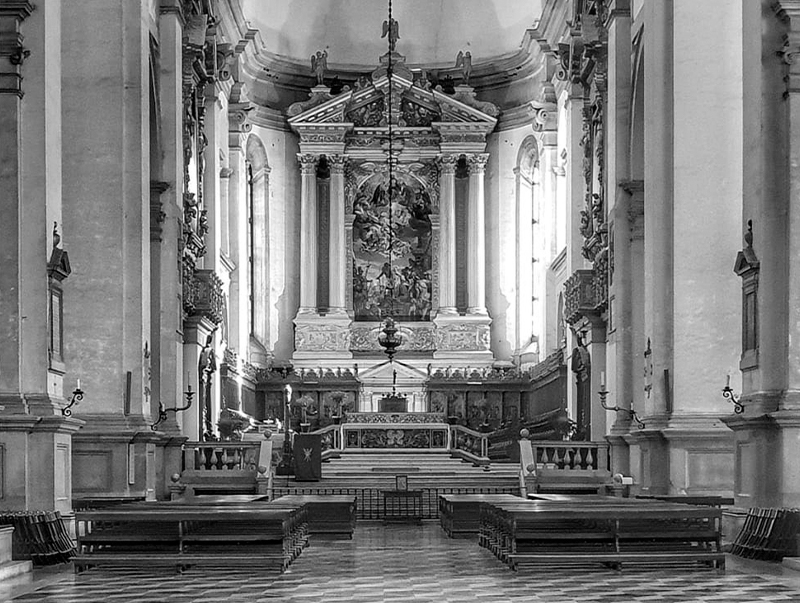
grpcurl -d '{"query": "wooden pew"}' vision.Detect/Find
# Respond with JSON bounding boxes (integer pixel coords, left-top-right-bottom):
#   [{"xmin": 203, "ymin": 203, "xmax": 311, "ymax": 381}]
[
  {"xmin": 477, "ymin": 497, "xmax": 724, "ymax": 572},
  {"xmin": 438, "ymin": 494, "xmax": 524, "ymax": 538},
  {"xmin": 74, "ymin": 504, "xmax": 306, "ymax": 574},
  {"xmin": 270, "ymin": 495, "xmax": 357, "ymax": 539}
]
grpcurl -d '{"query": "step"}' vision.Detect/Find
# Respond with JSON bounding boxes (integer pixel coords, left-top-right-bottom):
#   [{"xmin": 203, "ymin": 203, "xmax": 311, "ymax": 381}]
[{"xmin": 0, "ymin": 560, "xmax": 32, "ymax": 581}]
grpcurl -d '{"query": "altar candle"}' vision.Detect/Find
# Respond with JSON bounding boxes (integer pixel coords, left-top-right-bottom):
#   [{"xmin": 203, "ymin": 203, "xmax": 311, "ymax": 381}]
[
  {"xmin": 600, "ymin": 371, "xmax": 605, "ymax": 388},
  {"xmin": 725, "ymin": 374, "xmax": 730, "ymax": 388},
  {"xmin": 77, "ymin": 378, "xmax": 81, "ymax": 390}
]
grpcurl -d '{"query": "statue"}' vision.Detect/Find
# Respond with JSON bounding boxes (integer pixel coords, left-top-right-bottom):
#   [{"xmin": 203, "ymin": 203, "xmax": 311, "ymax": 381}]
[
  {"xmin": 310, "ymin": 50, "xmax": 328, "ymax": 86},
  {"xmin": 382, "ymin": 18, "xmax": 400, "ymax": 53},
  {"xmin": 199, "ymin": 333, "xmax": 217, "ymax": 440},
  {"xmin": 455, "ymin": 50, "xmax": 473, "ymax": 85}
]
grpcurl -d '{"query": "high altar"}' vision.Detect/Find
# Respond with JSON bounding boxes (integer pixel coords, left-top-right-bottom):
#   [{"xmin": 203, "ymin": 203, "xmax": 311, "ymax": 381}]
[{"xmin": 285, "ymin": 49, "xmax": 501, "ymax": 406}]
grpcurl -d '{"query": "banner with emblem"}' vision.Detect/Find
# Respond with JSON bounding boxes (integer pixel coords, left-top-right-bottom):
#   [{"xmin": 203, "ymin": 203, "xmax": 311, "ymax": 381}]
[{"xmin": 293, "ymin": 433, "xmax": 322, "ymax": 481}]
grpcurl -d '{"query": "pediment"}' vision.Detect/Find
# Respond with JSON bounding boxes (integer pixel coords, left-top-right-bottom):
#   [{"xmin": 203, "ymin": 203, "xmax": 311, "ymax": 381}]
[
  {"xmin": 359, "ymin": 359, "xmax": 428, "ymax": 385},
  {"xmin": 734, "ymin": 247, "xmax": 759, "ymax": 276},
  {"xmin": 287, "ymin": 73, "xmax": 498, "ymax": 129}
]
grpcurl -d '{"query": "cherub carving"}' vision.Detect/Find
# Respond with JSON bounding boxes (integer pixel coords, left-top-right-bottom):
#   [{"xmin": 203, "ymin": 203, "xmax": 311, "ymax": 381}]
[
  {"xmin": 382, "ymin": 18, "xmax": 400, "ymax": 52},
  {"xmin": 455, "ymin": 50, "xmax": 472, "ymax": 85},
  {"xmin": 310, "ymin": 50, "xmax": 328, "ymax": 86}
]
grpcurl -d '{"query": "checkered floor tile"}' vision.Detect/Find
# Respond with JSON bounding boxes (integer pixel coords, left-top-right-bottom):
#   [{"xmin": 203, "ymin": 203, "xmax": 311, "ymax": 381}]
[{"xmin": 2, "ymin": 523, "xmax": 800, "ymax": 602}]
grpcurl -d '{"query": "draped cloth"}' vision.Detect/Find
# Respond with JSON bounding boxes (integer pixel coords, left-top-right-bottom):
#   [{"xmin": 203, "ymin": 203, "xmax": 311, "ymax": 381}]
[{"xmin": 293, "ymin": 434, "xmax": 322, "ymax": 481}]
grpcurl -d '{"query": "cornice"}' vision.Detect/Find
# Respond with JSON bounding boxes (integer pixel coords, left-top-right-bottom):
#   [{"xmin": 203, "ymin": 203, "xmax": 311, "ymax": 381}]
[{"xmin": 0, "ymin": 1, "xmax": 34, "ymax": 19}]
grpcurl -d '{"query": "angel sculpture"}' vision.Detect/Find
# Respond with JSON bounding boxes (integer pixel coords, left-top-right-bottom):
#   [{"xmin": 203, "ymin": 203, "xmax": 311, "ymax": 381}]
[
  {"xmin": 310, "ymin": 50, "xmax": 328, "ymax": 86},
  {"xmin": 455, "ymin": 50, "xmax": 473, "ymax": 85},
  {"xmin": 382, "ymin": 17, "xmax": 400, "ymax": 52}
]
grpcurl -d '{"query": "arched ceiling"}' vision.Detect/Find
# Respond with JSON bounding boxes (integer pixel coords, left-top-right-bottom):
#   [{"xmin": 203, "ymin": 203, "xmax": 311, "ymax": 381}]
[{"xmin": 241, "ymin": 0, "xmax": 543, "ymax": 70}]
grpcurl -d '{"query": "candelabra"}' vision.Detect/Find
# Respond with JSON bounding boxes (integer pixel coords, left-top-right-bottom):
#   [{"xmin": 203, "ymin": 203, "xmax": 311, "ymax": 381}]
[
  {"xmin": 722, "ymin": 375, "xmax": 744, "ymax": 414},
  {"xmin": 598, "ymin": 385, "xmax": 645, "ymax": 429},
  {"xmin": 61, "ymin": 384, "xmax": 84, "ymax": 417},
  {"xmin": 151, "ymin": 384, "xmax": 195, "ymax": 431}
]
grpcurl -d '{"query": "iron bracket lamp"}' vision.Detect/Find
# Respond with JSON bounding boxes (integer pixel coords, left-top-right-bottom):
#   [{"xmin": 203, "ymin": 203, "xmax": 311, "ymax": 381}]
[
  {"xmin": 599, "ymin": 386, "xmax": 645, "ymax": 429},
  {"xmin": 151, "ymin": 384, "xmax": 195, "ymax": 431},
  {"xmin": 61, "ymin": 386, "xmax": 84, "ymax": 417},
  {"xmin": 722, "ymin": 377, "xmax": 744, "ymax": 414}
]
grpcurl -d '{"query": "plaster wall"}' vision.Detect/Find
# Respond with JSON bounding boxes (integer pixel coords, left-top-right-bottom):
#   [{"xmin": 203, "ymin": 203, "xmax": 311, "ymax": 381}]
[
  {"xmin": 485, "ymin": 126, "xmax": 537, "ymax": 364},
  {"xmin": 671, "ymin": 0, "xmax": 742, "ymax": 416},
  {"xmin": 249, "ymin": 124, "xmax": 301, "ymax": 361}
]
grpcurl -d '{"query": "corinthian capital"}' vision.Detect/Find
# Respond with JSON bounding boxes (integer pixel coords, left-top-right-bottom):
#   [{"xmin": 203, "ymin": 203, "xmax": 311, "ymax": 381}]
[
  {"xmin": 466, "ymin": 153, "xmax": 490, "ymax": 174},
  {"xmin": 329, "ymin": 154, "xmax": 347, "ymax": 174},
  {"xmin": 297, "ymin": 153, "xmax": 318, "ymax": 175},
  {"xmin": 436, "ymin": 154, "xmax": 458, "ymax": 175}
]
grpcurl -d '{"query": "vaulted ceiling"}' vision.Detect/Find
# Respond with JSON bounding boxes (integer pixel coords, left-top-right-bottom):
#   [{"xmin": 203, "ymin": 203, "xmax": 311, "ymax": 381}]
[{"xmin": 241, "ymin": 0, "xmax": 543, "ymax": 69}]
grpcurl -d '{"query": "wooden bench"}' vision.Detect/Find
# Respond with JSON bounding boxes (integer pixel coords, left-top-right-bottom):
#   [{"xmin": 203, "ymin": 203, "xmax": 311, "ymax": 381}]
[
  {"xmin": 74, "ymin": 505, "xmax": 306, "ymax": 574},
  {"xmin": 477, "ymin": 496, "xmax": 724, "ymax": 572},
  {"xmin": 270, "ymin": 495, "xmax": 357, "ymax": 539},
  {"xmin": 438, "ymin": 494, "xmax": 524, "ymax": 538}
]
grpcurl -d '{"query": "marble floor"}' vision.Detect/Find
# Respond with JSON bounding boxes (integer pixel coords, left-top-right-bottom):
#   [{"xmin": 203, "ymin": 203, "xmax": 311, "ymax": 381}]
[{"xmin": 3, "ymin": 522, "xmax": 800, "ymax": 603}]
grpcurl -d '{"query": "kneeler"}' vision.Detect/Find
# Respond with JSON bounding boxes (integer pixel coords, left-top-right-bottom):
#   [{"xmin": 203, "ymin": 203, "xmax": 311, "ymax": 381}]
[{"xmin": 293, "ymin": 433, "xmax": 322, "ymax": 481}]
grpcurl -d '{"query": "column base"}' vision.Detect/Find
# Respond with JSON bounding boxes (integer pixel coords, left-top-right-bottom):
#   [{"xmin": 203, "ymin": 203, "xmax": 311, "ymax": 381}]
[
  {"xmin": 0, "ymin": 414, "xmax": 84, "ymax": 513},
  {"xmin": 625, "ymin": 413, "xmax": 734, "ymax": 497},
  {"xmin": 72, "ymin": 414, "xmax": 162, "ymax": 501}
]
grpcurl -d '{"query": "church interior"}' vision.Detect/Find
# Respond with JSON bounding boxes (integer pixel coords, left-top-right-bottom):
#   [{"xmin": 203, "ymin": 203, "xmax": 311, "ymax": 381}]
[{"xmin": 3, "ymin": 0, "xmax": 800, "ymax": 600}]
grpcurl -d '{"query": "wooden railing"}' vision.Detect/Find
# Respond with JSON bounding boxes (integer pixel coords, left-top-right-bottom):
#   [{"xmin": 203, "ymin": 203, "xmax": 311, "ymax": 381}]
[
  {"xmin": 183, "ymin": 441, "xmax": 261, "ymax": 472},
  {"xmin": 449, "ymin": 425, "xmax": 490, "ymax": 466}
]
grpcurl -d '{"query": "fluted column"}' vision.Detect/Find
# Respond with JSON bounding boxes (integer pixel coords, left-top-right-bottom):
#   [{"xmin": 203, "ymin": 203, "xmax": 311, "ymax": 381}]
[
  {"xmin": 437, "ymin": 154, "xmax": 458, "ymax": 313},
  {"xmin": 329, "ymin": 155, "xmax": 347, "ymax": 313},
  {"xmin": 298, "ymin": 153, "xmax": 318, "ymax": 312},
  {"xmin": 467, "ymin": 153, "xmax": 489, "ymax": 314}
]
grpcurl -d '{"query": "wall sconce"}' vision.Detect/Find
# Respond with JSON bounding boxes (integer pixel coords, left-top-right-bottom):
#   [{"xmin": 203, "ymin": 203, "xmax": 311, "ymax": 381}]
[
  {"xmin": 151, "ymin": 384, "xmax": 195, "ymax": 431},
  {"xmin": 598, "ymin": 385, "xmax": 645, "ymax": 429},
  {"xmin": 722, "ymin": 374, "xmax": 744, "ymax": 414},
  {"xmin": 62, "ymin": 381, "xmax": 84, "ymax": 417}
]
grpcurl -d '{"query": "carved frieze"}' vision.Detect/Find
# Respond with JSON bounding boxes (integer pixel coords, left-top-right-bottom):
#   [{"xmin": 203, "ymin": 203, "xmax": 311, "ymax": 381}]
[
  {"xmin": 295, "ymin": 323, "xmax": 351, "ymax": 352},
  {"xmin": 436, "ymin": 323, "xmax": 491, "ymax": 352}
]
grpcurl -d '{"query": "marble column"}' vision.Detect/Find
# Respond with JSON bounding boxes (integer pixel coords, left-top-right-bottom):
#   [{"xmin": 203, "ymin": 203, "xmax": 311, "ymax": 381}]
[
  {"xmin": 297, "ymin": 153, "xmax": 318, "ymax": 313},
  {"xmin": 0, "ymin": 0, "xmax": 83, "ymax": 513},
  {"xmin": 227, "ymin": 132, "xmax": 248, "ymax": 361},
  {"xmin": 777, "ymin": 1, "xmax": 800, "ymax": 411},
  {"xmin": 437, "ymin": 154, "xmax": 458, "ymax": 314},
  {"xmin": 635, "ymin": 0, "xmax": 675, "ymax": 495},
  {"xmin": 605, "ymin": 0, "xmax": 633, "ymax": 474},
  {"xmin": 328, "ymin": 155, "xmax": 347, "ymax": 314},
  {"xmin": 467, "ymin": 153, "xmax": 489, "ymax": 315},
  {"xmin": 62, "ymin": 0, "xmax": 158, "ymax": 500}
]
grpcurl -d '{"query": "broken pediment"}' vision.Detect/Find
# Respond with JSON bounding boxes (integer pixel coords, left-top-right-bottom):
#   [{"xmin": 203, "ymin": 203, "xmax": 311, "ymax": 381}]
[{"xmin": 287, "ymin": 72, "xmax": 498, "ymax": 131}]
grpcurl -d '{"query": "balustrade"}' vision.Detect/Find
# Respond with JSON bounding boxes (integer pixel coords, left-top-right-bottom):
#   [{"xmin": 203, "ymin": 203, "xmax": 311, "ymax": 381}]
[
  {"xmin": 449, "ymin": 425, "xmax": 489, "ymax": 465},
  {"xmin": 529, "ymin": 440, "xmax": 609, "ymax": 472},
  {"xmin": 183, "ymin": 441, "xmax": 261, "ymax": 471}
]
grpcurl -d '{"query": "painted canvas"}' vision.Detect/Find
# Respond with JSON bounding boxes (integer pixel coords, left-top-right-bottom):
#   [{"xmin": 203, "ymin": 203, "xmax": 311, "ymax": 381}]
[{"xmin": 352, "ymin": 173, "xmax": 432, "ymax": 321}]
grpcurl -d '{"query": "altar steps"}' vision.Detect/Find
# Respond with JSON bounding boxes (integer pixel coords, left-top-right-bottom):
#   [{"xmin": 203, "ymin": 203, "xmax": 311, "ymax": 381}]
[{"xmin": 283, "ymin": 452, "xmax": 520, "ymax": 491}]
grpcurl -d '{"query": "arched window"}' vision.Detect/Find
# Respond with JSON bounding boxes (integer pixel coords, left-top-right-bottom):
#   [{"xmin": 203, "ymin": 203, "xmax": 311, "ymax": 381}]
[
  {"xmin": 244, "ymin": 135, "xmax": 270, "ymax": 361},
  {"xmin": 515, "ymin": 136, "xmax": 541, "ymax": 364}
]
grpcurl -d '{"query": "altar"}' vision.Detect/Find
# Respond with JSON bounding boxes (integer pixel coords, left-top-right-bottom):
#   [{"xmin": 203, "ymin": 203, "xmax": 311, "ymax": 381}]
[{"xmin": 341, "ymin": 412, "xmax": 449, "ymax": 451}]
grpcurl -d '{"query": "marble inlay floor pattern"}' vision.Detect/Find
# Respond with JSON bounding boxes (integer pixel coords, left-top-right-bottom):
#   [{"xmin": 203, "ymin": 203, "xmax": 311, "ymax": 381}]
[{"xmin": 3, "ymin": 523, "xmax": 800, "ymax": 603}]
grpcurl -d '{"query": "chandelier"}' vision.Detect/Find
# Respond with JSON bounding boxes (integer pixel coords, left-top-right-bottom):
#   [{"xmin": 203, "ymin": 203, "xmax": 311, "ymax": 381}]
[{"xmin": 376, "ymin": 0, "xmax": 402, "ymax": 362}]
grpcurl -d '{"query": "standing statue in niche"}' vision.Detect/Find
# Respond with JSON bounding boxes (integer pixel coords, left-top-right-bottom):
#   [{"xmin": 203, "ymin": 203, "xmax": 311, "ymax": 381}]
[
  {"xmin": 311, "ymin": 50, "xmax": 328, "ymax": 86},
  {"xmin": 382, "ymin": 17, "xmax": 400, "ymax": 53},
  {"xmin": 455, "ymin": 50, "xmax": 473, "ymax": 85},
  {"xmin": 199, "ymin": 333, "xmax": 217, "ymax": 441}
]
